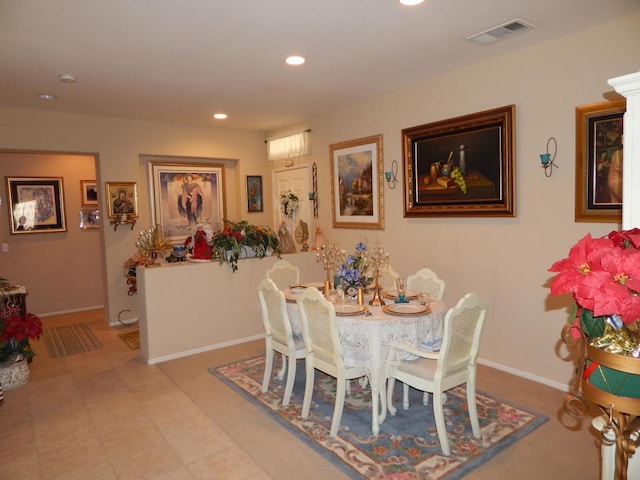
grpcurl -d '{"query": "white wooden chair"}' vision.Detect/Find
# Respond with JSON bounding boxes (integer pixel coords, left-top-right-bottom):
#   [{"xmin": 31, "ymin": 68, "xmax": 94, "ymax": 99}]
[
  {"xmin": 378, "ymin": 265, "xmax": 400, "ymax": 291},
  {"xmin": 386, "ymin": 293, "xmax": 487, "ymax": 455},
  {"xmin": 266, "ymin": 259, "xmax": 300, "ymax": 290},
  {"xmin": 257, "ymin": 278, "xmax": 305, "ymax": 406},
  {"xmin": 296, "ymin": 287, "xmax": 373, "ymax": 436},
  {"xmin": 406, "ymin": 268, "xmax": 445, "ymax": 301}
]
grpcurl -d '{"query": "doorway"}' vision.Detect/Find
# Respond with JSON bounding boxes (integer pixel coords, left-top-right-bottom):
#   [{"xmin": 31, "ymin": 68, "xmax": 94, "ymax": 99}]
[{"xmin": 273, "ymin": 165, "xmax": 311, "ymax": 252}]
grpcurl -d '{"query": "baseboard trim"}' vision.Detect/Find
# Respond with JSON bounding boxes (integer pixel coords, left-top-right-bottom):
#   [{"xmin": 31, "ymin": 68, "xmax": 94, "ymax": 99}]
[
  {"xmin": 478, "ymin": 357, "xmax": 569, "ymax": 392},
  {"xmin": 37, "ymin": 305, "xmax": 104, "ymax": 318},
  {"xmin": 145, "ymin": 334, "xmax": 265, "ymax": 365}
]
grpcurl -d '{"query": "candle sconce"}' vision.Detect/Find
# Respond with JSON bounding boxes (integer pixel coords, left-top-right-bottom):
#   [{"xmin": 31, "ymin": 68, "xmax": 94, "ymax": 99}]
[
  {"xmin": 540, "ymin": 137, "xmax": 559, "ymax": 178},
  {"xmin": 385, "ymin": 160, "xmax": 399, "ymax": 189},
  {"xmin": 110, "ymin": 214, "xmax": 137, "ymax": 231}
]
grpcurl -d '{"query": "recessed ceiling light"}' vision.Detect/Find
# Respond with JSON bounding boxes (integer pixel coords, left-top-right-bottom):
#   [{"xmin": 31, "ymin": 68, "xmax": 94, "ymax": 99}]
[
  {"xmin": 38, "ymin": 93, "xmax": 57, "ymax": 100},
  {"xmin": 59, "ymin": 74, "xmax": 77, "ymax": 83},
  {"xmin": 213, "ymin": 113, "xmax": 227, "ymax": 120},
  {"xmin": 399, "ymin": 0, "xmax": 425, "ymax": 5},
  {"xmin": 285, "ymin": 56, "xmax": 305, "ymax": 66}
]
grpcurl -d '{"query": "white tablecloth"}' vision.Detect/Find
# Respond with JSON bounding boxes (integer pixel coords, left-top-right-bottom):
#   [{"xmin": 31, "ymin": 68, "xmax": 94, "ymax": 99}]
[{"xmin": 285, "ymin": 291, "xmax": 446, "ymax": 434}]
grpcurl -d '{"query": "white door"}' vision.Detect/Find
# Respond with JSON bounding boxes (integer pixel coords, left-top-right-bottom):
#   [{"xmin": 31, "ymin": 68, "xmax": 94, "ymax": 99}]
[{"xmin": 273, "ymin": 166, "xmax": 311, "ymax": 251}]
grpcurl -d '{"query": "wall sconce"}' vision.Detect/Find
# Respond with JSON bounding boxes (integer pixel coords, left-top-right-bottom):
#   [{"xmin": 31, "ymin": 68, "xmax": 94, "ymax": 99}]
[
  {"xmin": 540, "ymin": 137, "xmax": 558, "ymax": 177},
  {"xmin": 385, "ymin": 160, "xmax": 399, "ymax": 189}
]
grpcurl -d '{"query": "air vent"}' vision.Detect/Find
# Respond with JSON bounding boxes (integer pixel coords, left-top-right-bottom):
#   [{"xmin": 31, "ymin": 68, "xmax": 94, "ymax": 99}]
[{"xmin": 467, "ymin": 18, "xmax": 535, "ymax": 45}]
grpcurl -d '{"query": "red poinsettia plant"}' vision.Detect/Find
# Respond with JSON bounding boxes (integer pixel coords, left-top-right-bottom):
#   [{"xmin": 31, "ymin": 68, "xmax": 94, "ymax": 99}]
[
  {"xmin": 548, "ymin": 228, "xmax": 640, "ymax": 340},
  {"xmin": 0, "ymin": 309, "xmax": 43, "ymax": 361}
]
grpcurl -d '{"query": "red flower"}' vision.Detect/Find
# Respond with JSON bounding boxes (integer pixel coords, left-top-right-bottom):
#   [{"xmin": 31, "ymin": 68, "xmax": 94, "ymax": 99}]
[{"xmin": 1, "ymin": 313, "xmax": 43, "ymax": 342}]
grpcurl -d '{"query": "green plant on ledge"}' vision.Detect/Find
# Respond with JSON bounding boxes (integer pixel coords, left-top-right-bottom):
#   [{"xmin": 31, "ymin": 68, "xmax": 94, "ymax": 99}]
[{"xmin": 211, "ymin": 220, "xmax": 280, "ymax": 272}]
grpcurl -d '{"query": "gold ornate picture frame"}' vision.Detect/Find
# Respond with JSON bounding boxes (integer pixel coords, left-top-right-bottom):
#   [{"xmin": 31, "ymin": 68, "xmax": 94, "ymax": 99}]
[
  {"xmin": 575, "ymin": 99, "xmax": 625, "ymax": 223},
  {"xmin": 330, "ymin": 134, "xmax": 384, "ymax": 230}
]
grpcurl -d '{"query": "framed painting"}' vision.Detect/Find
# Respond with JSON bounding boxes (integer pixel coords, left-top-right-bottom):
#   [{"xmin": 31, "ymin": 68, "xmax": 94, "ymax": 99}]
[
  {"xmin": 80, "ymin": 179, "xmax": 98, "ymax": 207},
  {"xmin": 402, "ymin": 105, "xmax": 516, "ymax": 217},
  {"xmin": 79, "ymin": 209, "xmax": 100, "ymax": 230},
  {"xmin": 105, "ymin": 182, "xmax": 138, "ymax": 219},
  {"xmin": 575, "ymin": 99, "xmax": 625, "ymax": 223},
  {"xmin": 149, "ymin": 162, "xmax": 226, "ymax": 244},
  {"xmin": 246, "ymin": 175, "xmax": 263, "ymax": 212},
  {"xmin": 330, "ymin": 134, "xmax": 384, "ymax": 229},
  {"xmin": 6, "ymin": 176, "xmax": 67, "ymax": 234}
]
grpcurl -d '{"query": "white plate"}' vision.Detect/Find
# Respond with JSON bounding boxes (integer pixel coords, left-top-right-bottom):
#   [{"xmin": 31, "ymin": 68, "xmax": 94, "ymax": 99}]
[
  {"xmin": 382, "ymin": 303, "xmax": 430, "ymax": 316},
  {"xmin": 382, "ymin": 289, "xmax": 419, "ymax": 300},
  {"xmin": 334, "ymin": 304, "xmax": 367, "ymax": 316},
  {"xmin": 289, "ymin": 285, "xmax": 307, "ymax": 294}
]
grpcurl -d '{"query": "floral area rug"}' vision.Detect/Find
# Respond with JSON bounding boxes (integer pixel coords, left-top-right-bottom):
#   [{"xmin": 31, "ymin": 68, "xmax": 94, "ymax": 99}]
[{"xmin": 210, "ymin": 356, "xmax": 548, "ymax": 480}]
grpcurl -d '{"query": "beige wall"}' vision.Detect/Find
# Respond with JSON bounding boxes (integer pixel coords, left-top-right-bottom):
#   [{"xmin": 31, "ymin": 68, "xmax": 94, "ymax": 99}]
[
  {"xmin": 0, "ymin": 152, "xmax": 104, "ymax": 314},
  {"xmin": 0, "ymin": 113, "xmax": 272, "ymax": 325},
  {"xmin": 268, "ymin": 13, "xmax": 640, "ymax": 388},
  {"xmin": 0, "ymin": 13, "xmax": 637, "ymax": 387}
]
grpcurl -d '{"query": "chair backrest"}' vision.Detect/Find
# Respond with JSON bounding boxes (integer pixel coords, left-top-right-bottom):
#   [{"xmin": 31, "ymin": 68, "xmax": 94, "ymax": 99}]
[
  {"xmin": 406, "ymin": 268, "xmax": 446, "ymax": 300},
  {"xmin": 437, "ymin": 293, "xmax": 487, "ymax": 377},
  {"xmin": 266, "ymin": 259, "xmax": 300, "ymax": 290},
  {"xmin": 257, "ymin": 278, "xmax": 295, "ymax": 345},
  {"xmin": 378, "ymin": 265, "xmax": 400, "ymax": 291},
  {"xmin": 296, "ymin": 287, "xmax": 344, "ymax": 370}
]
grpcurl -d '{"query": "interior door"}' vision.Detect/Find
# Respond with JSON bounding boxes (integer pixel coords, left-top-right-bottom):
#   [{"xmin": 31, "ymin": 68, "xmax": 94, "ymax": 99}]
[{"xmin": 273, "ymin": 166, "xmax": 311, "ymax": 251}]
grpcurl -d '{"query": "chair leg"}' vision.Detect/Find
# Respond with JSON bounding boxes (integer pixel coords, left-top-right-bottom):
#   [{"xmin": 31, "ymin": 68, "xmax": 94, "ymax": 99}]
[
  {"xmin": 387, "ymin": 378, "xmax": 398, "ymax": 416},
  {"xmin": 433, "ymin": 388, "xmax": 450, "ymax": 456},
  {"xmin": 301, "ymin": 362, "xmax": 315, "ymax": 418},
  {"xmin": 276, "ymin": 352, "xmax": 287, "ymax": 381},
  {"xmin": 423, "ymin": 392, "xmax": 429, "ymax": 405},
  {"xmin": 331, "ymin": 376, "xmax": 347, "ymax": 436},
  {"xmin": 467, "ymin": 378, "xmax": 481, "ymax": 438},
  {"xmin": 282, "ymin": 353, "xmax": 297, "ymax": 406},
  {"xmin": 262, "ymin": 346, "xmax": 274, "ymax": 393},
  {"xmin": 402, "ymin": 383, "xmax": 410, "ymax": 410}
]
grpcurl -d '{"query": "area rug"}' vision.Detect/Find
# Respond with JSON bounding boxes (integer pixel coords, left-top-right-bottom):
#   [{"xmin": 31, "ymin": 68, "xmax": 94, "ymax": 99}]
[
  {"xmin": 118, "ymin": 330, "xmax": 140, "ymax": 350},
  {"xmin": 210, "ymin": 356, "xmax": 548, "ymax": 480},
  {"xmin": 44, "ymin": 323, "xmax": 103, "ymax": 359}
]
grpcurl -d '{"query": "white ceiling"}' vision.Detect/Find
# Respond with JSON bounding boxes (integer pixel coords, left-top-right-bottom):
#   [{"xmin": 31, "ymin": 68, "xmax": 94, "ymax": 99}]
[{"xmin": 0, "ymin": 0, "xmax": 638, "ymax": 132}]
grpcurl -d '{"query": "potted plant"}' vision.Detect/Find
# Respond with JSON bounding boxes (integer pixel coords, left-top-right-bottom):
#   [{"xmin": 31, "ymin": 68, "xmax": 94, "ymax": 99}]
[{"xmin": 211, "ymin": 220, "xmax": 280, "ymax": 272}]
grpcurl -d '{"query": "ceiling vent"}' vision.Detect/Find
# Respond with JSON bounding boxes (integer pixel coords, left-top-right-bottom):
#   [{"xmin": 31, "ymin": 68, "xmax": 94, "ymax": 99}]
[{"xmin": 467, "ymin": 18, "xmax": 535, "ymax": 45}]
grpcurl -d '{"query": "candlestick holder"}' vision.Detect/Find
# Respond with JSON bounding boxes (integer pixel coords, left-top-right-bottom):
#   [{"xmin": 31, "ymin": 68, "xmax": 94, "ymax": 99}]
[
  {"xmin": 368, "ymin": 245, "xmax": 389, "ymax": 307},
  {"xmin": 316, "ymin": 242, "xmax": 342, "ymax": 295}
]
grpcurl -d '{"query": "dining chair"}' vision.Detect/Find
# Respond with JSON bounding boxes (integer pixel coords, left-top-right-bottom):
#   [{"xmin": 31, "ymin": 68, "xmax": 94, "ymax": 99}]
[
  {"xmin": 406, "ymin": 267, "xmax": 446, "ymax": 301},
  {"xmin": 386, "ymin": 293, "xmax": 487, "ymax": 455},
  {"xmin": 378, "ymin": 265, "xmax": 400, "ymax": 291},
  {"xmin": 296, "ymin": 287, "xmax": 372, "ymax": 436},
  {"xmin": 257, "ymin": 278, "xmax": 306, "ymax": 406},
  {"xmin": 266, "ymin": 259, "xmax": 300, "ymax": 290}
]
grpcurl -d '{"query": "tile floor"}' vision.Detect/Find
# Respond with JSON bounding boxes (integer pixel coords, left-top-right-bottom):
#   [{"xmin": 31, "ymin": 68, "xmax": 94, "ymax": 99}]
[{"xmin": 0, "ymin": 309, "xmax": 601, "ymax": 479}]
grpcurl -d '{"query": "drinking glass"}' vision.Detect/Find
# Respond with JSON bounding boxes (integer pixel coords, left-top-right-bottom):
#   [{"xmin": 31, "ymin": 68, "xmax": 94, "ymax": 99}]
[{"xmin": 396, "ymin": 277, "xmax": 406, "ymax": 302}]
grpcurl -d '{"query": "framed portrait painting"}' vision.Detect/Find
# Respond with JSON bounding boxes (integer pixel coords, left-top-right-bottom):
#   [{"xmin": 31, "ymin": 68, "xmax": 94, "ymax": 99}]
[
  {"xmin": 330, "ymin": 134, "xmax": 384, "ymax": 229},
  {"xmin": 6, "ymin": 176, "xmax": 67, "ymax": 234},
  {"xmin": 246, "ymin": 175, "xmax": 263, "ymax": 212},
  {"xmin": 575, "ymin": 99, "xmax": 625, "ymax": 223},
  {"xmin": 80, "ymin": 179, "xmax": 98, "ymax": 207},
  {"xmin": 105, "ymin": 182, "xmax": 138, "ymax": 219},
  {"xmin": 149, "ymin": 162, "xmax": 226, "ymax": 244},
  {"xmin": 402, "ymin": 105, "xmax": 516, "ymax": 217}
]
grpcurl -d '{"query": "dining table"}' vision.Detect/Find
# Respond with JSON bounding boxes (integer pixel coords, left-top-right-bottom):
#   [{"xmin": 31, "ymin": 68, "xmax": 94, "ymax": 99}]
[{"xmin": 284, "ymin": 285, "xmax": 446, "ymax": 436}]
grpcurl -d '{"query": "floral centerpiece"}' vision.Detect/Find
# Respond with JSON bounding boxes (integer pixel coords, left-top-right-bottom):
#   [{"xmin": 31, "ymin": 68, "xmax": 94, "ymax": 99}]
[
  {"xmin": 280, "ymin": 191, "xmax": 299, "ymax": 218},
  {"xmin": 335, "ymin": 241, "xmax": 373, "ymax": 298},
  {"xmin": 211, "ymin": 220, "xmax": 280, "ymax": 272},
  {"xmin": 548, "ymin": 228, "xmax": 640, "ymax": 400}
]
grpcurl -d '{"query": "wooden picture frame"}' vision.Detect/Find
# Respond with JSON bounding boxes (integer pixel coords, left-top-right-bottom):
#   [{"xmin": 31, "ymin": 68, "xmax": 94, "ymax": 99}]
[
  {"xmin": 575, "ymin": 99, "xmax": 625, "ymax": 223},
  {"xmin": 402, "ymin": 105, "xmax": 516, "ymax": 217},
  {"xmin": 246, "ymin": 175, "xmax": 263, "ymax": 212},
  {"xmin": 80, "ymin": 179, "xmax": 98, "ymax": 206},
  {"xmin": 105, "ymin": 182, "xmax": 138, "ymax": 219},
  {"xmin": 6, "ymin": 176, "xmax": 67, "ymax": 234},
  {"xmin": 330, "ymin": 134, "xmax": 384, "ymax": 229},
  {"xmin": 149, "ymin": 162, "xmax": 226, "ymax": 244},
  {"xmin": 79, "ymin": 209, "xmax": 100, "ymax": 230}
]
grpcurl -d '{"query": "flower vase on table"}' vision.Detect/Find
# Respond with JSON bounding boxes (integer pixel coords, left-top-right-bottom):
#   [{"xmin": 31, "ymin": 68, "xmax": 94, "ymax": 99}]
[{"xmin": 549, "ymin": 228, "xmax": 640, "ymax": 480}]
